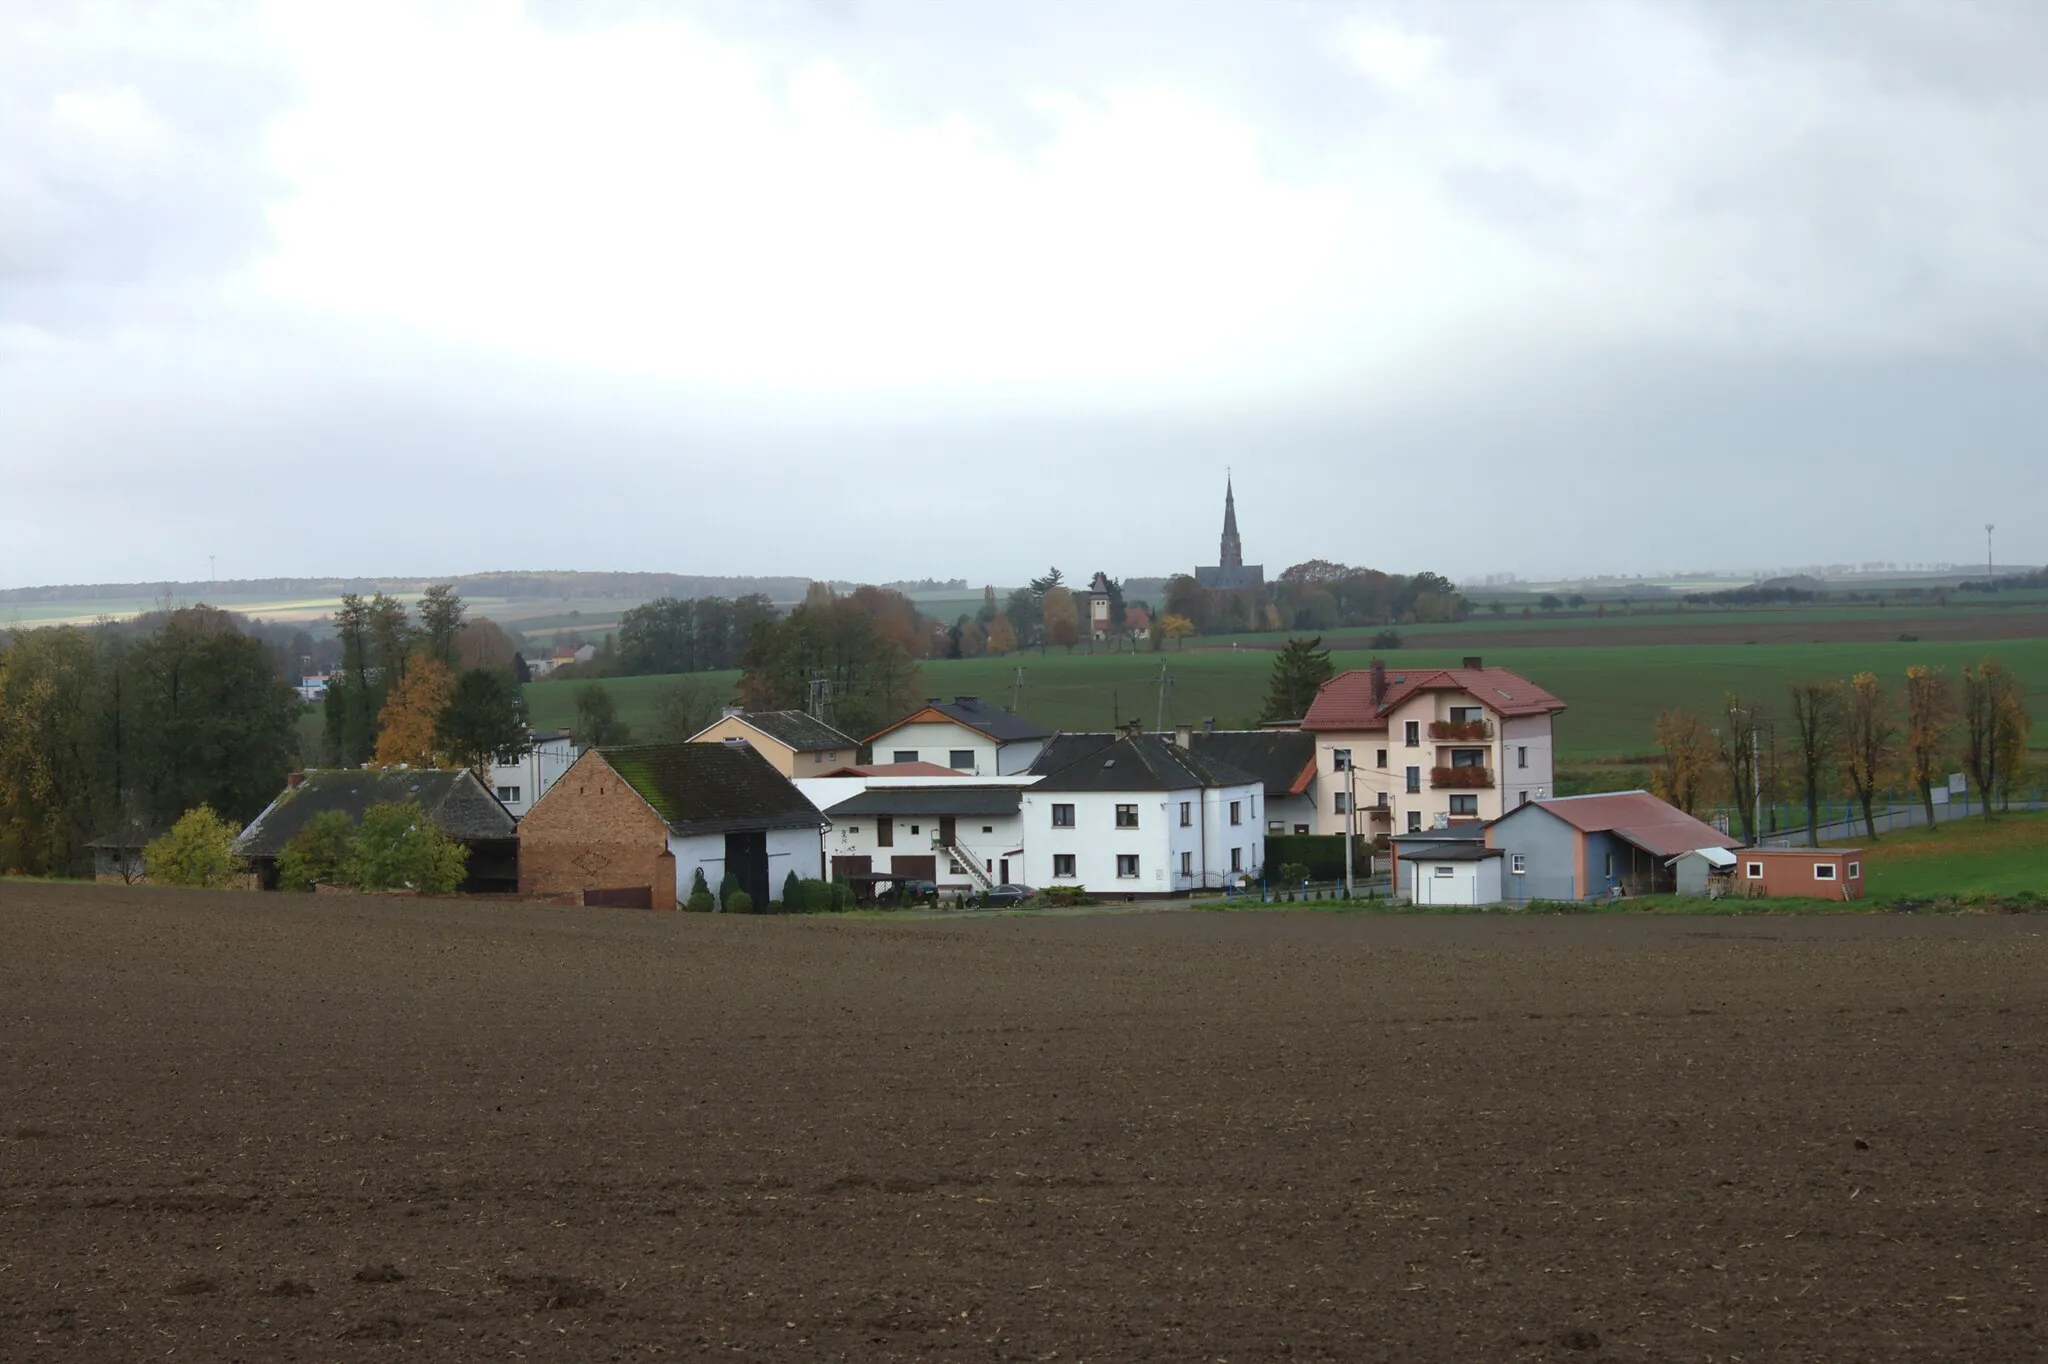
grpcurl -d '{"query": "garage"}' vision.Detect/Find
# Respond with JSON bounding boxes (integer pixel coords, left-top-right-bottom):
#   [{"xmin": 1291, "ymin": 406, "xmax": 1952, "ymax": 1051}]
[{"xmin": 1398, "ymin": 842, "xmax": 1505, "ymax": 906}]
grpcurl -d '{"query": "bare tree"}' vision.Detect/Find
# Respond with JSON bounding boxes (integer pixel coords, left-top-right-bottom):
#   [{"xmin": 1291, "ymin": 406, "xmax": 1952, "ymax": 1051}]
[
  {"xmin": 1960, "ymin": 657, "xmax": 2027, "ymax": 821},
  {"xmin": 1651, "ymin": 709, "xmax": 1713, "ymax": 816},
  {"xmin": 1840, "ymin": 672, "xmax": 1898, "ymax": 840},
  {"xmin": 1715, "ymin": 695, "xmax": 1765, "ymax": 846},
  {"xmin": 1788, "ymin": 680, "xmax": 1844, "ymax": 846},
  {"xmin": 1902, "ymin": 665, "xmax": 1955, "ymax": 826}
]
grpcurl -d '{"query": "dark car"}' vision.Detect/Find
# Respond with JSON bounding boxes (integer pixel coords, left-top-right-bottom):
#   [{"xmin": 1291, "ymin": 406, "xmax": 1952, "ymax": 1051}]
[
  {"xmin": 982, "ymin": 884, "xmax": 1037, "ymax": 907},
  {"xmin": 880, "ymin": 878, "xmax": 939, "ymax": 907}
]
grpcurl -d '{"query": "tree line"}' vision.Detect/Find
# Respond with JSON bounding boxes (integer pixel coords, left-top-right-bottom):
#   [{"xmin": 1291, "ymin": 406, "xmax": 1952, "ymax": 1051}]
[
  {"xmin": 1159, "ymin": 562, "xmax": 1467, "ymax": 640},
  {"xmin": 1651, "ymin": 657, "xmax": 2033, "ymax": 844}
]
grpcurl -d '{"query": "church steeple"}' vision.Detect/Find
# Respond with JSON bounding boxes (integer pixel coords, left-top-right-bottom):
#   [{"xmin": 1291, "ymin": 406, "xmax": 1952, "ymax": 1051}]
[{"xmin": 1218, "ymin": 475, "xmax": 1243, "ymax": 569}]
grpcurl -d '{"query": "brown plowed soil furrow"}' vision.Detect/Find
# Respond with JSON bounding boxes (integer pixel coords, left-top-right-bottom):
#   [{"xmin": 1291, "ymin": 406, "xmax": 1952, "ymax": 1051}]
[{"xmin": 3, "ymin": 883, "xmax": 2043, "ymax": 1361}]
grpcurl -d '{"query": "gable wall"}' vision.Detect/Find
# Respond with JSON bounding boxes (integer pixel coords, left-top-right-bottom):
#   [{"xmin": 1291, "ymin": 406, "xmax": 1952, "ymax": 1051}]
[{"xmin": 518, "ymin": 750, "xmax": 677, "ymax": 907}]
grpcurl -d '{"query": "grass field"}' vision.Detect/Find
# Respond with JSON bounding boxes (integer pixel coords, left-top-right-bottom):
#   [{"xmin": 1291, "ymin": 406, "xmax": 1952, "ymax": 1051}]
[
  {"xmin": 1841, "ymin": 809, "xmax": 2048, "ymax": 900},
  {"xmin": 524, "ymin": 636, "xmax": 2048, "ymax": 763}
]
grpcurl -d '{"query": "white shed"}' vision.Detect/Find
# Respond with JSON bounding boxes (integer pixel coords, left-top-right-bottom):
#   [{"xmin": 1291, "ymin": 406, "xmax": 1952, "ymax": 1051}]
[
  {"xmin": 1398, "ymin": 843, "xmax": 1505, "ymax": 906},
  {"xmin": 1665, "ymin": 845, "xmax": 1739, "ymax": 897}
]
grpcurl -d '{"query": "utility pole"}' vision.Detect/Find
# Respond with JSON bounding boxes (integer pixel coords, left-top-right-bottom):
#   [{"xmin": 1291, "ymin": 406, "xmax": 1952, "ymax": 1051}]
[
  {"xmin": 1154, "ymin": 665, "xmax": 1174, "ymax": 733},
  {"xmin": 1011, "ymin": 666, "xmax": 1024, "ymax": 714}
]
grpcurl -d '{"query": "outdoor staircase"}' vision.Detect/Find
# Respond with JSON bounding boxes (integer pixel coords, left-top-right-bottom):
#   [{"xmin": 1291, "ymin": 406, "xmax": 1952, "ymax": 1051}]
[{"xmin": 943, "ymin": 841, "xmax": 998, "ymax": 892}]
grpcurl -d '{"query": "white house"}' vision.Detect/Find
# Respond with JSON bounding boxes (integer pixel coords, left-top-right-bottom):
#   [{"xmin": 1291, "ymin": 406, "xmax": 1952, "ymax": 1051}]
[
  {"xmin": 1021, "ymin": 728, "xmax": 1263, "ymax": 897},
  {"xmin": 1302, "ymin": 656, "xmax": 1565, "ymax": 839},
  {"xmin": 818, "ymin": 784, "xmax": 1029, "ymax": 895},
  {"xmin": 487, "ymin": 730, "xmax": 578, "ymax": 818},
  {"xmin": 1391, "ymin": 831, "xmax": 1505, "ymax": 905},
  {"xmin": 865, "ymin": 696, "xmax": 1051, "ymax": 776},
  {"xmin": 1032, "ymin": 725, "xmax": 1319, "ymax": 837}
]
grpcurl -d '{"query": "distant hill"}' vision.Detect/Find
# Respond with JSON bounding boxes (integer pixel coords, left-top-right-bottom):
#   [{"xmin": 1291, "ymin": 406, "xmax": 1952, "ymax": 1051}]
[{"xmin": 0, "ymin": 571, "xmax": 820, "ymax": 605}]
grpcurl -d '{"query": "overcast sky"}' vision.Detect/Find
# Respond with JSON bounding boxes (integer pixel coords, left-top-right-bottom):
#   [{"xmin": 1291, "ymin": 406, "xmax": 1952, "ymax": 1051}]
[{"xmin": 4, "ymin": 0, "xmax": 2046, "ymax": 591}]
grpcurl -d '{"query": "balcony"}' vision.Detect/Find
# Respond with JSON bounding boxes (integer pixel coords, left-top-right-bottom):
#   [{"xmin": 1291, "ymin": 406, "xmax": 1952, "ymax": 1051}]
[
  {"xmin": 1428, "ymin": 719, "xmax": 1493, "ymax": 742},
  {"xmin": 1431, "ymin": 765, "xmax": 1495, "ymax": 789}
]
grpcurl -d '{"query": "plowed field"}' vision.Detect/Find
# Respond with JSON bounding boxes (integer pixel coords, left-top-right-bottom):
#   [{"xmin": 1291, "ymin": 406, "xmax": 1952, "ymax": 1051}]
[{"xmin": 3, "ymin": 884, "xmax": 2043, "ymax": 1361}]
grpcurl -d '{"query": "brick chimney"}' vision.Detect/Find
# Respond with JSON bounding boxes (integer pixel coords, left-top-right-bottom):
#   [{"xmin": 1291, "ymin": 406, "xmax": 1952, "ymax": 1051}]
[
  {"xmin": 1124, "ymin": 718, "xmax": 1144, "ymax": 740},
  {"xmin": 1370, "ymin": 658, "xmax": 1388, "ymax": 707},
  {"xmin": 286, "ymin": 771, "xmax": 305, "ymax": 790}
]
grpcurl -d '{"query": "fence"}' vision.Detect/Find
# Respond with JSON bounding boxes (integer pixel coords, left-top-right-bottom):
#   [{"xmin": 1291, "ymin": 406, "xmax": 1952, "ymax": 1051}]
[{"xmin": 1704, "ymin": 791, "xmax": 2044, "ymax": 848}]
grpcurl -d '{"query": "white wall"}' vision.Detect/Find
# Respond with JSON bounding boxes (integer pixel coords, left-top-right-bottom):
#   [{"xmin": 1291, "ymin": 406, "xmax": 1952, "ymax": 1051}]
[
  {"xmin": 1403, "ymin": 858, "xmax": 1503, "ymax": 905},
  {"xmin": 823, "ymin": 808, "xmax": 1027, "ymax": 891},
  {"xmin": 668, "ymin": 826, "xmax": 824, "ymax": 905},
  {"xmin": 1499, "ymin": 715, "xmax": 1555, "ymax": 812},
  {"xmin": 489, "ymin": 736, "xmax": 578, "ymax": 819},
  {"xmin": 873, "ymin": 722, "xmax": 998, "ymax": 773},
  {"xmin": 1020, "ymin": 781, "xmax": 1262, "ymax": 895},
  {"xmin": 995, "ymin": 737, "xmax": 1045, "ymax": 775}
]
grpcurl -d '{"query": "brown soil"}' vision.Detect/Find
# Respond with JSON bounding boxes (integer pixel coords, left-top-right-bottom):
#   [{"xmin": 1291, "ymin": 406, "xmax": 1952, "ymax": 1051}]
[
  {"xmin": 4, "ymin": 883, "xmax": 2044, "ymax": 1361},
  {"xmin": 1304, "ymin": 608, "xmax": 2048, "ymax": 650}
]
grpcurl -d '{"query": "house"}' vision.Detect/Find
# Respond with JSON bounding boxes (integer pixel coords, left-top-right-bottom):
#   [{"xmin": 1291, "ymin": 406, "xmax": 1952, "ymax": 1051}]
[
  {"xmin": 1021, "ymin": 724, "xmax": 1263, "ymax": 896},
  {"xmin": 235, "ymin": 769, "xmax": 520, "ymax": 892},
  {"xmin": 85, "ymin": 828, "xmax": 156, "ymax": 883},
  {"xmin": 1033, "ymin": 724, "xmax": 1319, "ymax": 836},
  {"xmin": 1301, "ymin": 656, "xmax": 1565, "ymax": 838},
  {"xmin": 1485, "ymin": 791, "xmax": 1739, "ymax": 902},
  {"xmin": 1124, "ymin": 606, "xmax": 1152, "ymax": 640},
  {"xmin": 518, "ymin": 742, "xmax": 824, "ymax": 909},
  {"xmin": 820, "ymin": 784, "xmax": 1028, "ymax": 895},
  {"xmin": 486, "ymin": 729, "xmax": 578, "ymax": 818},
  {"xmin": 1734, "ymin": 848, "xmax": 1866, "ymax": 900},
  {"xmin": 688, "ymin": 709, "xmax": 859, "ymax": 776},
  {"xmin": 295, "ymin": 674, "xmax": 330, "ymax": 703},
  {"xmin": 1391, "ymin": 828, "xmax": 1504, "ymax": 906},
  {"xmin": 866, "ymin": 696, "xmax": 1052, "ymax": 776}
]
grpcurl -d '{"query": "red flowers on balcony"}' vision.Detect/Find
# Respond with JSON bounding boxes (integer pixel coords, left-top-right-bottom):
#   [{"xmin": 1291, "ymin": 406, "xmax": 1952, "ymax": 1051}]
[
  {"xmin": 1428, "ymin": 719, "xmax": 1493, "ymax": 741},
  {"xmin": 1431, "ymin": 765, "xmax": 1494, "ymax": 789}
]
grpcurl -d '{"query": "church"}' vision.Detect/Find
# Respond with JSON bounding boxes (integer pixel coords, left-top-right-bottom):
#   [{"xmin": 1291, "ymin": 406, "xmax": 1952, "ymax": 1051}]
[{"xmin": 1193, "ymin": 476, "xmax": 1264, "ymax": 590}]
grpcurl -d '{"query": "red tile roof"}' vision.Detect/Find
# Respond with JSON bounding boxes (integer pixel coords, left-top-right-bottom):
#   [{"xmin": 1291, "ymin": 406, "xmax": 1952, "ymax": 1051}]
[
  {"xmin": 1521, "ymin": 791, "xmax": 1738, "ymax": 857},
  {"xmin": 1300, "ymin": 666, "xmax": 1565, "ymax": 731}
]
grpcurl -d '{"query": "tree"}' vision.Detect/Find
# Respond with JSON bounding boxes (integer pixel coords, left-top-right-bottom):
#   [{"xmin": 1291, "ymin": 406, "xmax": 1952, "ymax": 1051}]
[
  {"xmin": 324, "ymin": 593, "xmax": 379, "ymax": 767},
  {"xmin": 366, "ymin": 593, "xmax": 416, "ymax": 686},
  {"xmin": 1027, "ymin": 567, "xmax": 1064, "ymax": 594},
  {"xmin": 418, "ymin": 584, "xmax": 466, "ymax": 666},
  {"xmin": 958, "ymin": 618, "xmax": 987, "ymax": 658},
  {"xmin": 143, "ymin": 805, "xmax": 247, "ymax": 888},
  {"xmin": 651, "ymin": 676, "xmax": 726, "ymax": 743},
  {"xmin": 782, "ymin": 869, "xmax": 803, "ymax": 911},
  {"xmin": 374, "ymin": 656, "xmax": 457, "ymax": 767},
  {"xmin": 456, "ymin": 617, "xmax": 520, "ymax": 674},
  {"xmin": 342, "ymin": 801, "xmax": 468, "ymax": 893},
  {"xmin": 572, "ymin": 682, "xmax": 630, "ymax": 747},
  {"xmin": 687, "ymin": 867, "xmax": 715, "ymax": 912},
  {"xmin": 986, "ymin": 614, "xmax": 1017, "ymax": 655},
  {"xmin": 1004, "ymin": 588, "xmax": 1043, "ymax": 647},
  {"xmin": 1902, "ymin": 665, "xmax": 1955, "ymax": 826},
  {"xmin": 1650, "ymin": 709, "xmax": 1714, "ymax": 816},
  {"xmin": 1160, "ymin": 615, "xmax": 1197, "ymax": 648},
  {"xmin": 1716, "ymin": 695, "xmax": 1766, "ymax": 846},
  {"xmin": 736, "ymin": 598, "xmax": 920, "ymax": 740},
  {"xmin": 1261, "ymin": 636, "xmax": 1334, "ymax": 723},
  {"xmin": 1960, "ymin": 657, "xmax": 2028, "ymax": 820},
  {"xmin": 1787, "ymin": 679, "xmax": 1844, "ymax": 846},
  {"xmin": 277, "ymin": 809, "xmax": 355, "ymax": 891},
  {"xmin": 1042, "ymin": 586, "xmax": 1079, "ymax": 651},
  {"xmin": 438, "ymin": 669, "xmax": 531, "ymax": 773},
  {"xmin": 1538, "ymin": 594, "xmax": 1563, "ymax": 612},
  {"xmin": 1841, "ymin": 672, "xmax": 1899, "ymax": 840}
]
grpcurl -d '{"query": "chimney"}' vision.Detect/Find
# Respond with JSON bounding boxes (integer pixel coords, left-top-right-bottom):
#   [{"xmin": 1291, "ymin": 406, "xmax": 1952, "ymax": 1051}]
[
  {"xmin": 1370, "ymin": 658, "xmax": 1388, "ymax": 706},
  {"xmin": 1174, "ymin": 724, "xmax": 1193, "ymax": 749},
  {"xmin": 1124, "ymin": 718, "xmax": 1144, "ymax": 740},
  {"xmin": 721, "ymin": 705, "xmax": 744, "ymax": 718},
  {"xmin": 955, "ymin": 695, "xmax": 977, "ymax": 706},
  {"xmin": 926, "ymin": 696, "xmax": 941, "ymax": 706},
  {"xmin": 286, "ymin": 771, "xmax": 305, "ymax": 790},
  {"xmin": 1203, "ymin": 716, "xmax": 1215, "ymax": 734},
  {"xmin": 1462, "ymin": 656, "xmax": 1483, "ymax": 670}
]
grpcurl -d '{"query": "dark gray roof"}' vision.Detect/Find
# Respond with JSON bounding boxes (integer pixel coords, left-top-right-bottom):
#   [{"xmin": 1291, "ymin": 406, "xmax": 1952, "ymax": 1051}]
[
  {"xmin": 600, "ymin": 743, "xmax": 823, "ymax": 837},
  {"xmin": 1395, "ymin": 842, "xmax": 1502, "ymax": 862},
  {"xmin": 871, "ymin": 696, "xmax": 1051, "ymax": 744},
  {"xmin": 824, "ymin": 786, "xmax": 1023, "ymax": 818},
  {"xmin": 236, "ymin": 769, "xmax": 515, "ymax": 857},
  {"xmin": 1027, "ymin": 732, "xmax": 1118, "ymax": 776},
  {"xmin": 1030, "ymin": 729, "xmax": 1314, "ymax": 798},
  {"xmin": 736, "ymin": 710, "xmax": 856, "ymax": 752},
  {"xmin": 1029, "ymin": 734, "xmax": 1261, "ymax": 793}
]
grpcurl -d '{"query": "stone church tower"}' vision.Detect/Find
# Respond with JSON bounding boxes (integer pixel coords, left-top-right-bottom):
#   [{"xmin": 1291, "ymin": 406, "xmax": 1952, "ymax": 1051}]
[{"xmin": 1195, "ymin": 475, "xmax": 1264, "ymax": 590}]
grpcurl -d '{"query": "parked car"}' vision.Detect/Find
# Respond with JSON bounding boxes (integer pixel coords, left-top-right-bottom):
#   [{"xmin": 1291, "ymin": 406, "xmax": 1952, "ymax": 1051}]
[
  {"xmin": 879, "ymin": 878, "xmax": 939, "ymax": 907},
  {"xmin": 982, "ymin": 884, "xmax": 1037, "ymax": 907}
]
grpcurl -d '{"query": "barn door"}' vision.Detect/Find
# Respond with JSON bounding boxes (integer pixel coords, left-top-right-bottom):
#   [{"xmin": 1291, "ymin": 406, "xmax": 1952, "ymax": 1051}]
[{"xmin": 725, "ymin": 830, "xmax": 770, "ymax": 908}]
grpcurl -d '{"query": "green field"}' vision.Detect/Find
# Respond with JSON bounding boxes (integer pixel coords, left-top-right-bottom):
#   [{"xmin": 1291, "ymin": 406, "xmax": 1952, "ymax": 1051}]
[
  {"xmin": 521, "ymin": 636, "xmax": 2048, "ymax": 762},
  {"xmin": 1840, "ymin": 811, "xmax": 2048, "ymax": 901}
]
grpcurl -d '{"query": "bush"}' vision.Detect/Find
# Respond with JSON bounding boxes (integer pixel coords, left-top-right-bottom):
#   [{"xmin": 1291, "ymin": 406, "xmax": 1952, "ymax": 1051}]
[
  {"xmin": 342, "ymin": 801, "xmax": 468, "ymax": 894},
  {"xmin": 799, "ymin": 877, "xmax": 834, "ymax": 912},
  {"xmin": 1369, "ymin": 629, "xmax": 1403, "ymax": 650},
  {"xmin": 781, "ymin": 870, "xmax": 803, "ymax": 911},
  {"xmin": 718, "ymin": 871, "xmax": 740, "ymax": 911},
  {"xmin": 1277, "ymin": 861, "xmax": 1311, "ymax": 885},
  {"xmin": 143, "ymin": 806, "xmax": 247, "ymax": 889},
  {"xmin": 829, "ymin": 877, "xmax": 853, "ymax": 912},
  {"xmin": 726, "ymin": 889, "xmax": 756, "ymax": 914},
  {"xmin": 277, "ymin": 810, "xmax": 354, "ymax": 892},
  {"xmin": 685, "ymin": 887, "xmax": 715, "ymax": 912}
]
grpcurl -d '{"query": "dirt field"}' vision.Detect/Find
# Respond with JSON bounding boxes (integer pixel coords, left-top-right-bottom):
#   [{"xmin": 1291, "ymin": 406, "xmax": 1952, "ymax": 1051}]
[{"xmin": 4, "ymin": 885, "xmax": 2043, "ymax": 1362}]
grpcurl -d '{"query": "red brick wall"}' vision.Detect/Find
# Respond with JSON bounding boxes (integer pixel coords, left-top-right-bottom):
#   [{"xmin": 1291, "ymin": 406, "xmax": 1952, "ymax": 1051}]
[{"xmin": 518, "ymin": 752, "xmax": 678, "ymax": 909}]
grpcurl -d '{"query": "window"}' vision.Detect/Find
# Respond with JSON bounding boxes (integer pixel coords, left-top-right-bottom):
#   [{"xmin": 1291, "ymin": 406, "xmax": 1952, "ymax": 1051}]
[
  {"xmin": 1179, "ymin": 801, "xmax": 1192, "ymax": 827},
  {"xmin": 1333, "ymin": 748, "xmax": 1352, "ymax": 771},
  {"xmin": 1517, "ymin": 746, "xmax": 1528, "ymax": 769},
  {"xmin": 1376, "ymin": 749, "xmax": 1388, "ymax": 769},
  {"xmin": 982, "ymin": 825, "xmax": 994, "ymax": 834},
  {"xmin": 1847, "ymin": 861, "xmax": 1861, "ymax": 879},
  {"xmin": 1268, "ymin": 821, "xmax": 1284, "ymax": 834},
  {"xmin": 1814, "ymin": 863, "xmax": 1837, "ymax": 881},
  {"xmin": 496, "ymin": 785, "xmax": 520, "ymax": 803},
  {"xmin": 1510, "ymin": 853, "xmax": 1527, "ymax": 875},
  {"xmin": 1116, "ymin": 804, "xmax": 1139, "ymax": 828},
  {"xmin": 1053, "ymin": 854, "xmax": 1077, "ymax": 878},
  {"xmin": 1451, "ymin": 748, "xmax": 1485, "ymax": 768},
  {"xmin": 1519, "ymin": 791, "xmax": 1530, "ymax": 808},
  {"xmin": 1051, "ymin": 803, "xmax": 1075, "ymax": 827},
  {"xmin": 1333, "ymin": 791, "xmax": 1349, "ymax": 814},
  {"xmin": 1450, "ymin": 706, "xmax": 1482, "ymax": 724},
  {"xmin": 909, "ymin": 825, "xmax": 920, "ymax": 837},
  {"xmin": 1180, "ymin": 851, "xmax": 1193, "ymax": 876},
  {"xmin": 1603, "ymin": 854, "xmax": 1613, "ymax": 878},
  {"xmin": 949, "ymin": 749, "xmax": 975, "ymax": 771},
  {"xmin": 1406, "ymin": 811, "xmax": 1422, "ymax": 833},
  {"xmin": 1405, "ymin": 721, "xmax": 1420, "ymax": 747},
  {"xmin": 1433, "ymin": 865, "xmax": 1454, "ymax": 878},
  {"xmin": 1405, "ymin": 766, "xmax": 1421, "ymax": 793},
  {"xmin": 1449, "ymin": 794, "xmax": 1478, "ymax": 816},
  {"xmin": 877, "ymin": 817, "xmax": 894, "ymax": 848},
  {"xmin": 893, "ymin": 750, "xmax": 918, "ymax": 764},
  {"xmin": 1116, "ymin": 854, "xmax": 1140, "ymax": 879},
  {"xmin": 1230, "ymin": 846, "xmax": 1242, "ymax": 871},
  {"xmin": 1376, "ymin": 792, "xmax": 1388, "ymax": 808},
  {"xmin": 1746, "ymin": 861, "xmax": 1763, "ymax": 879},
  {"xmin": 1293, "ymin": 824, "xmax": 1309, "ymax": 834},
  {"xmin": 1229, "ymin": 800, "xmax": 1242, "ymax": 825}
]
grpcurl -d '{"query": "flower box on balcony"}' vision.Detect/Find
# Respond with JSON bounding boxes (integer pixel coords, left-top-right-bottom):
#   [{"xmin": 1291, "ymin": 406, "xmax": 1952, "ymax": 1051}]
[
  {"xmin": 1428, "ymin": 719, "xmax": 1493, "ymax": 741},
  {"xmin": 1431, "ymin": 765, "xmax": 1494, "ymax": 789}
]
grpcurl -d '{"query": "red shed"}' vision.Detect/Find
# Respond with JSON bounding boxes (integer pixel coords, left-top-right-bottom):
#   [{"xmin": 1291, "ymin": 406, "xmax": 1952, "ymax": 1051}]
[{"xmin": 1738, "ymin": 848, "xmax": 1865, "ymax": 900}]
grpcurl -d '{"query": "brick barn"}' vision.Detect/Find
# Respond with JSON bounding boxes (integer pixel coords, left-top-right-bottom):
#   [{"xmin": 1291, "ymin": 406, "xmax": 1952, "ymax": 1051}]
[{"xmin": 518, "ymin": 743, "xmax": 825, "ymax": 909}]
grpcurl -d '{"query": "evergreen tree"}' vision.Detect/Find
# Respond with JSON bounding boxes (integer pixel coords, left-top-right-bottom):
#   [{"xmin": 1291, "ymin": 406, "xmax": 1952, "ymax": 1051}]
[
  {"xmin": 438, "ymin": 669, "xmax": 530, "ymax": 772},
  {"xmin": 1260, "ymin": 636, "xmax": 1335, "ymax": 723}
]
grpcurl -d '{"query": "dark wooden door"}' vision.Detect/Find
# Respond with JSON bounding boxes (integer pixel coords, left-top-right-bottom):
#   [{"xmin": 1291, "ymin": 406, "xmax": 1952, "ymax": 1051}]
[
  {"xmin": 890, "ymin": 855, "xmax": 937, "ymax": 881},
  {"xmin": 939, "ymin": 816, "xmax": 957, "ymax": 847},
  {"xmin": 831, "ymin": 855, "xmax": 871, "ymax": 882},
  {"xmin": 725, "ymin": 830, "xmax": 770, "ymax": 907}
]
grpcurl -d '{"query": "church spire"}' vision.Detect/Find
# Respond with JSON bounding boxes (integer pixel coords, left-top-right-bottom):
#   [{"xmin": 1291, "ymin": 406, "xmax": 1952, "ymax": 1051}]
[{"xmin": 1219, "ymin": 474, "xmax": 1243, "ymax": 569}]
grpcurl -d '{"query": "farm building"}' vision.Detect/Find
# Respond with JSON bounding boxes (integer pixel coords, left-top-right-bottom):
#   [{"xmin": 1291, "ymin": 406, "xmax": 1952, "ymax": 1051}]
[
  {"xmin": 519, "ymin": 743, "xmax": 825, "ymax": 909},
  {"xmin": 235, "ymin": 769, "xmax": 519, "ymax": 892},
  {"xmin": 1737, "ymin": 848, "xmax": 1866, "ymax": 900},
  {"xmin": 820, "ymin": 784, "xmax": 1027, "ymax": 896},
  {"xmin": 1486, "ymin": 790, "xmax": 1739, "ymax": 902}
]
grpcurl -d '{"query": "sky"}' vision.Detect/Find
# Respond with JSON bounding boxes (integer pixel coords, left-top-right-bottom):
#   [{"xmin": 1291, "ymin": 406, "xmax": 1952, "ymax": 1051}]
[{"xmin": 4, "ymin": 0, "xmax": 2046, "ymax": 591}]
